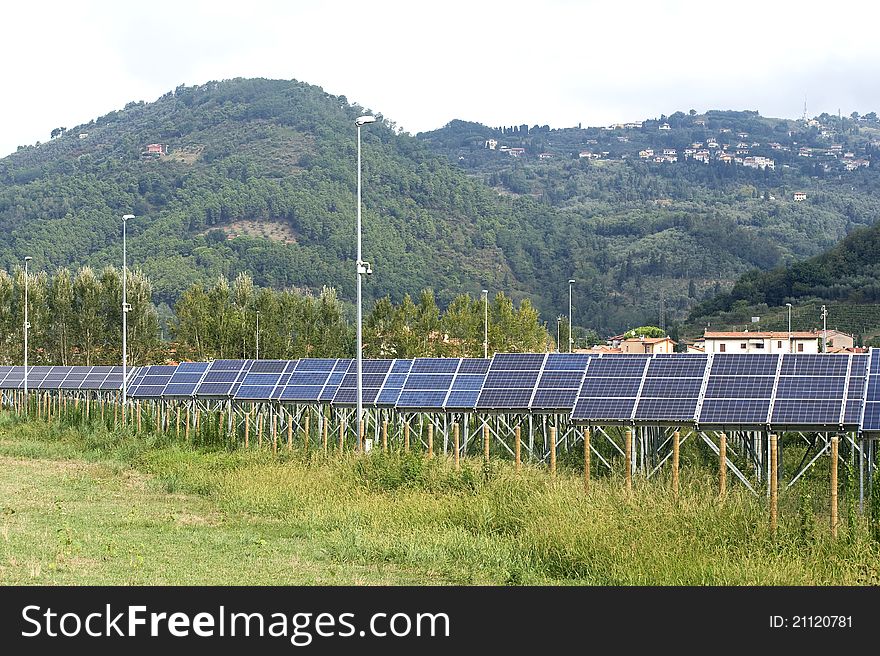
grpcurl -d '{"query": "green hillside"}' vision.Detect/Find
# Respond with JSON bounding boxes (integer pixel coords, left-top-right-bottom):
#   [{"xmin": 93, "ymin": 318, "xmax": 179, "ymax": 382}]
[
  {"xmin": 685, "ymin": 219, "xmax": 880, "ymax": 342},
  {"xmin": 2, "ymin": 80, "xmax": 880, "ymax": 336}
]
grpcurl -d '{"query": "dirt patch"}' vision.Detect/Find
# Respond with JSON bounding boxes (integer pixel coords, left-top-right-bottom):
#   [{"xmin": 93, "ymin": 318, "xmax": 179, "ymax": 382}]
[
  {"xmin": 165, "ymin": 145, "xmax": 204, "ymax": 164},
  {"xmin": 205, "ymin": 219, "xmax": 298, "ymax": 245}
]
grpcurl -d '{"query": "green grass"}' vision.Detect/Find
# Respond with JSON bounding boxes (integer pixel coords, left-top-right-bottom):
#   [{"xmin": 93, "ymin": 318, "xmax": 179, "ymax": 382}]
[{"xmin": 1, "ymin": 412, "xmax": 878, "ymax": 585}]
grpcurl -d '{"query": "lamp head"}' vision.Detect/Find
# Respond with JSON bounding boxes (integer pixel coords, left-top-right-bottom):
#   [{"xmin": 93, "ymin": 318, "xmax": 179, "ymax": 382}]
[
  {"xmin": 24, "ymin": 256, "xmax": 32, "ymax": 262},
  {"xmin": 356, "ymin": 115, "xmax": 377, "ymax": 127},
  {"xmin": 568, "ymin": 279, "xmax": 576, "ymax": 285},
  {"xmin": 122, "ymin": 214, "xmax": 135, "ymax": 221}
]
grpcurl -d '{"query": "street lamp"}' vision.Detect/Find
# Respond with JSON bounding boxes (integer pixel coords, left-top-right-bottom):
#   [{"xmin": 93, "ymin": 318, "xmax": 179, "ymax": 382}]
[
  {"xmin": 556, "ymin": 315, "xmax": 563, "ymax": 353},
  {"xmin": 255, "ymin": 310, "xmax": 261, "ymax": 359},
  {"xmin": 821, "ymin": 305, "xmax": 828, "ymax": 353},
  {"xmin": 568, "ymin": 279, "xmax": 575, "ymax": 353},
  {"xmin": 785, "ymin": 302, "xmax": 792, "ymax": 353},
  {"xmin": 482, "ymin": 289, "xmax": 489, "ymax": 359},
  {"xmin": 122, "ymin": 214, "xmax": 134, "ymax": 420},
  {"xmin": 23, "ymin": 256, "xmax": 32, "ymax": 401},
  {"xmin": 355, "ymin": 114, "xmax": 377, "ymax": 452}
]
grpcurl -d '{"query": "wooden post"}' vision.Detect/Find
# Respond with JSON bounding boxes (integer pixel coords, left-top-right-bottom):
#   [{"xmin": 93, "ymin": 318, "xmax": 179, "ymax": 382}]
[
  {"xmin": 583, "ymin": 428, "xmax": 591, "ymax": 493},
  {"xmin": 427, "ymin": 423, "xmax": 434, "ymax": 460},
  {"xmin": 244, "ymin": 412, "xmax": 250, "ymax": 448},
  {"xmin": 114, "ymin": 398, "xmax": 119, "ymax": 428},
  {"xmin": 831, "ymin": 436, "xmax": 839, "ymax": 539},
  {"xmin": 483, "ymin": 424, "xmax": 490, "ymax": 464},
  {"xmin": 185, "ymin": 407, "xmax": 191, "ymax": 442},
  {"xmin": 219, "ymin": 411, "xmax": 225, "ymax": 442},
  {"xmin": 672, "ymin": 430, "xmax": 680, "ymax": 497},
  {"xmin": 272, "ymin": 415, "xmax": 278, "ymax": 454},
  {"xmin": 322, "ymin": 420, "xmax": 328, "ymax": 455},
  {"xmin": 339, "ymin": 421, "xmax": 345, "ymax": 453},
  {"xmin": 769, "ymin": 434, "xmax": 778, "ymax": 537},
  {"xmin": 287, "ymin": 418, "xmax": 293, "ymax": 451},
  {"xmin": 404, "ymin": 423, "xmax": 410, "ymax": 453},
  {"xmin": 382, "ymin": 419, "xmax": 388, "ymax": 454},
  {"xmin": 303, "ymin": 414, "xmax": 310, "ymax": 452},
  {"xmin": 358, "ymin": 420, "xmax": 364, "ymax": 455},
  {"xmin": 196, "ymin": 408, "xmax": 201, "ymax": 433},
  {"xmin": 515, "ymin": 425, "xmax": 522, "ymax": 472},
  {"xmin": 625, "ymin": 429, "xmax": 633, "ymax": 495},
  {"xmin": 136, "ymin": 401, "xmax": 142, "ymax": 433},
  {"xmin": 453, "ymin": 422, "xmax": 460, "ymax": 471},
  {"xmin": 257, "ymin": 413, "xmax": 263, "ymax": 448},
  {"xmin": 549, "ymin": 426, "xmax": 557, "ymax": 477},
  {"xmin": 100, "ymin": 397, "xmax": 105, "ymax": 423},
  {"xmin": 176, "ymin": 406, "xmax": 181, "ymax": 438},
  {"xmin": 719, "ymin": 432, "xmax": 727, "ymax": 498}
]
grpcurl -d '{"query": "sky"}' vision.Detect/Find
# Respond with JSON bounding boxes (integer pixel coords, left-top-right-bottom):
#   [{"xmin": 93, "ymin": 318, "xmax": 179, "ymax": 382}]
[{"xmin": 2, "ymin": 0, "xmax": 880, "ymax": 157}]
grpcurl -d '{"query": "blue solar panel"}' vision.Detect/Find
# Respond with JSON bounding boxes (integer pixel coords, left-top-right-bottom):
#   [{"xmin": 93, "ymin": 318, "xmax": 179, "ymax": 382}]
[
  {"xmin": 476, "ymin": 353, "xmax": 547, "ymax": 411},
  {"xmin": 247, "ymin": 360, "xmax": 288, "ymax": 374},
  {"xmin": 331, "ymin": 359, "xmax": 393, "ymax": 406},
  {"xmin": 770, "ymin": 353, "xmax": 848, "ymax": 427},
  {"xmin": 862, "ymin": 350, "xmax": 880, "ymax": 431},
  {"xmin": 38, "ymin": 367, "xmax": 70, "ymax": 389},
  {"xmin": 162, "ymin": 362, "xmax": 210, "ymax": 397},
  {"xmin": 443, "ymin": 359, "xmax": 490, "ymax": 410},
  {"xmin": 698, "ymin": 354, "xmax": 778, "ymax": 426},
  {"xmin": 376, "ymin": 360, "xmax": 413, "ymax": 406},
  {"xmin": 780, "ymin": 353, "xmax": 849, "ymax": 376},
  {"xmin": 531, "ymin": 354, "xmax": 591, "ymax": 412},
  {"xmin": 318, "ymin": 360, "xmax": 351, "ymax": 402},
  {"xmin": 571, "ymin": 355, "xmax": 651, "ymax": 423},
  {"xmin": 235, "ymin": 362, "xmax": 293, "ymax": 401},
  {"xmin": 194, "ymin": 360, "xmax": 252, "ymax": 398},
  {"xmin": 129, "ymin": 365, "xmax": 177, "ymax": 398},
  {"xmin": 633, "ymin": 354, "xmax": 707, "ymax": 422},
  {"xmin": 410, "ymin": 358, "xmax": 460, "ymax": 374}
]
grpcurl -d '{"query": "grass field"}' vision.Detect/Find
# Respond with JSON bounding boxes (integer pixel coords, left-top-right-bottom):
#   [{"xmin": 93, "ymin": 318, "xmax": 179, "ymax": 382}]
[{"xmin": 1, "ymin": 412, "xmax": 878, "ymax": 586}]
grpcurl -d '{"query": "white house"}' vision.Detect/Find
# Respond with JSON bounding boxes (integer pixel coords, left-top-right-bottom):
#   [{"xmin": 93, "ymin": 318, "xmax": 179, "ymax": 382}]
[{"xmin": 703, "ymin": 331, "xmax": 819, "ymax": 354}]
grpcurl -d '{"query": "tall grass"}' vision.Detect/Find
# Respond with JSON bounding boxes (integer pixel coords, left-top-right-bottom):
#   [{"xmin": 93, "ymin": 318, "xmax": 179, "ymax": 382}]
[{"xmin": 2, "ymin": 411, "xmax": 879, "ymax": 585}]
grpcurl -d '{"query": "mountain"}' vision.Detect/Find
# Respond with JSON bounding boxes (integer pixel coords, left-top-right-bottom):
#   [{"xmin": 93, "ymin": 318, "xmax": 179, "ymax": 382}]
[{"xmin": 2, "ymin": 80, "xmax": 880, "ymax": 336}]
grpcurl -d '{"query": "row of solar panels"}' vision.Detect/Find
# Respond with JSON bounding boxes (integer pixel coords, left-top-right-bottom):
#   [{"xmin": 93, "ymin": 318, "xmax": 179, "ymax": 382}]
[{"xmin": 1, "ymin": 350, "xmax": 879, "ymax": 431}]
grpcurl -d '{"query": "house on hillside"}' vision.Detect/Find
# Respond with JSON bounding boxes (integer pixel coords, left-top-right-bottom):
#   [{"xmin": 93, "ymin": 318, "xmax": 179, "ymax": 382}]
[
  {"xmin": 144, "ymin": 143, "xmax": 167, "ymax": 155},
  {"xmin": 659, "ymin": 123, "xmax": 671, "ymax": 131},
  {"xmin": 793, "ymin": 191, "xmax": 807, "ymax": 201},
  {"xmin": 823, "ymin": 330, "xmax": 855, "ymax": 351}
]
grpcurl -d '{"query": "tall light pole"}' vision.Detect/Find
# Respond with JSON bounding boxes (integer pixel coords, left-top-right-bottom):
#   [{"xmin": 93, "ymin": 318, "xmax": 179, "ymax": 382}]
[
  {"xmin": 568, "ymin": 279, "xmax": 575, "ymax": 353},
  {"xmin": 255, "ymin": 310, "xmax": 260, "ymax": 359},
  {"xmin": 355, "ymin": 114, "xmax": 376, "ymax": 450},
  {"xmin": 821, "ymin": 304, "xmax": 828, "ymax": 353},
  {"xmin": 23, "ymin": 256, "xmax": 32, "ymax": 401},
  {"xmin": 785, "ymin": 302, "xmax": 792, "ymax": 353},
  {"xmin": 122, "ymin": 214, "xmax": 134, "ymax": 419},
  {"xmin": 482, "ymin": 289, "xmax": 489, "ymax": 359},
  {"xmin": 556, "ymin": 315, "xmax": 562, "ymax": 352}
]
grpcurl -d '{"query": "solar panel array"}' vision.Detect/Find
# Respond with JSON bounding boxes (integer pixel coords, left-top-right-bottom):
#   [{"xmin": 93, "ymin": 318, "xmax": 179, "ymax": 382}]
[
  {"xmin": 0, "ymin": 365, "xmax": 131, "ymax": 391},
  {"xmin": 862, "ymin": 349, "xmax": 880, "ymax": 432},
  {"xmin": 698, "ymin": 354, "xmax": 779, "ymax": 427},
  {"xmin": 571, "ymin": 355, "xmax": 651, "ymax": 423},
  {"xmin": 476, "ymin": 353, "xmax": 546, "ymax": 411},
  {"xmin": 2, "ymin": 353, "xmax": 878, "ymax": 432}
]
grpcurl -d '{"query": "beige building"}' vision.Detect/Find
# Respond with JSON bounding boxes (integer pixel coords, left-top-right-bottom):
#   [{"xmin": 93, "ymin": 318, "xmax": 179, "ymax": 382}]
[
  {"xmin": 703, "ymin": 331, "xmax": 819, "ymax": 354},
  {"xmin": 619, "ymin": 336, "xmax": 676, "ymax": 354},
  {"xmin": 823, "ymin": 330, "xmax": 855, "ymax": 351}
]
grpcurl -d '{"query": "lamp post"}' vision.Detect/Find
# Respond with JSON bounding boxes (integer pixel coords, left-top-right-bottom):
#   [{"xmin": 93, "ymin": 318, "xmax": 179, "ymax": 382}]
[
  {"xmin": 121, "ymin": 215, "xmax": 133, "ymax": 418},
  {"xmin": 821, "ymin": 305, "xmax": 828, "ymax": 353},
  {"xmin": 255, "ymin": 310, "xmax": 260, "ymax": 359},
  {"xmin": 568, "ymin": 279, "xmax": 575, "ymax": 353},
  {"xmin": 482, "ymin": 289, "xmax": 489, "ymax": 359},
  {"xmin": 23, "ymin": 256, "xmax": 32, "ymax": 401},
  {"xmin": 785, "ymin": 302, "xmax": 792, "ymax": 353},
  {"xmin": 556, "ymin": 316, "xmax": 562, "ymax": 353},
  {"xmin": 355, "ymin": 114, "xmax": 376, "ymax": 451}
]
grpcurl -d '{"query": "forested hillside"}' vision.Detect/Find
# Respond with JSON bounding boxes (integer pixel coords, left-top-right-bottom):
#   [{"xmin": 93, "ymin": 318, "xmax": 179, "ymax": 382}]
[{"xmin": 2, "ymin": 79, "xmax": 879, "ymax": 337}]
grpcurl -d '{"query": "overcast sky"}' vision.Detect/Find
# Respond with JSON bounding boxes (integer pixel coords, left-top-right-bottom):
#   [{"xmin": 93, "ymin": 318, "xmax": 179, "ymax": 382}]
[{"xmin": 2, "ymin": 0, "xmax": 879, "ymax": 157}]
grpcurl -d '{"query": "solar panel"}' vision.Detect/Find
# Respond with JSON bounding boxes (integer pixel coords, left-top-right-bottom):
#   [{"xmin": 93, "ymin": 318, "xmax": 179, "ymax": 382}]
[
  {"xmin": 698, "ymin": 354, "xmax": 779, "ymax": 427},
  {"xmin": 331, "ymin": 359, "xmax": 394, "ymax": 406},
  {"xmin": 128, "ymin": 365, "xmax": 177, "ymax": 398},
  {"xmin": 319, "ymin": 359, "xmax": 352, "ymax": 403},
  {"xmin": 193, "ymin": 360, "xmax": 253, "ymax": 398},
  {"xmin": 861, "ymin": 349, "xmax": 880, "ymax": 432},
  {"xmin": 274, "ymin": 359, "xmax": 329, "ymax": 402},
  {"xmin": 235, "ymin": 361, "xmax": 293, "ymax": 401},
  {"xmin": 476, "ymin": 353, "xmax": 547, "ymax": 411},
  {"xmin": 770, "ymin": 354, "xmax": 848, "ymax": 427},
  {"xmin": 572, "ymin": 355, "xmax": 650, "ymax": 423},
  {"xmin": 444, "ymin": 358, "xmax": 490, "ymax": 410},
  {"xmin": 1, "ymin": 367, "xmax": 25, "ymax": 389},
  {"xmin": 634, "ymin": 354, "xmax": 708, "ymax": 422},
  {"xmin": 162, "ymin": 362, "xmax": 210, "ymax": 397},
  {"xmin": 531, "ymin": 353, "xmax": 591, "ymax": 412},
  {"xmin": 396, "ymin": 358, "xmax": 461, "ymax": 411}
]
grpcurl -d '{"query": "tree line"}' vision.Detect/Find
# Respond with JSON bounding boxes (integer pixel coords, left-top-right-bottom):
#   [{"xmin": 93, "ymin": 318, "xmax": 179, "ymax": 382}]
[{"xmin": 3, "ymin": 267, "xmax": 554, "ymax": 366}]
